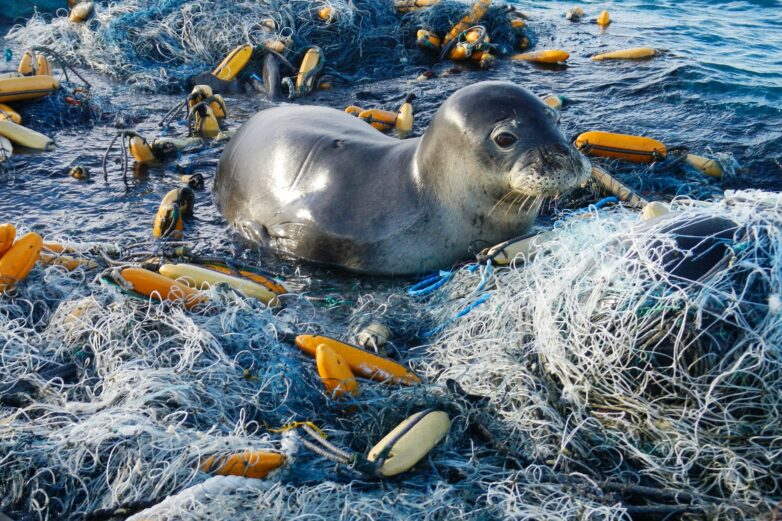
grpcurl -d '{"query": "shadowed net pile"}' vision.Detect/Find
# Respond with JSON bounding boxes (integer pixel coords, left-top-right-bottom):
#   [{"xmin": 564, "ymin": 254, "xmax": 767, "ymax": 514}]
[
  {"xmin": 0, "ymin": 247, "xmax": 621, "ymax": 520},
  {"xmin": 6, "ymin": 0, "xmax": 527, "ymax": 91}
]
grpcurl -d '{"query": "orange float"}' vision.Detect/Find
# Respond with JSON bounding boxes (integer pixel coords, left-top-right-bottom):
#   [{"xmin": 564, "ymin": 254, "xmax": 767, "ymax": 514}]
[{"xmin": 295, "ymin": 334, "xmax": 420, "ymax": 385}]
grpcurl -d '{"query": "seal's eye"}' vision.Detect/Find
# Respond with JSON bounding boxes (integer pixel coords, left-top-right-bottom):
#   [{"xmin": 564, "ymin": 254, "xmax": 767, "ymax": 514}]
[{"xmin": 494, "ymin": 132, "xmax": 517, "ymax": 148}]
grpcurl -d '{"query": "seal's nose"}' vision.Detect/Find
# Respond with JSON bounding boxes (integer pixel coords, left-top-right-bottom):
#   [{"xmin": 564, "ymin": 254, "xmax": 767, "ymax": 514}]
[
  {"xmin": 537, "ymin": 143, "xmax": 573, "ymax": 170},
  {"xmin": 524, "ymin": 143, "xmax": 585, "ymax": 176},
  {"xmin": 545, "ymin": 143, "xmax": 590, "ymax": 179},
  {"xmin": 511, "ymin": 142, "xmax": 591, "ymax": 195}
]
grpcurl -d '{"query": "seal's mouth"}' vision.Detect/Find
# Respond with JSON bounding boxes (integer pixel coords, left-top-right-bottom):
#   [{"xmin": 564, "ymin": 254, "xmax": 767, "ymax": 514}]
[{"xmin": 509, "ymin": 143, "xmax": 591, "ymax": 197}]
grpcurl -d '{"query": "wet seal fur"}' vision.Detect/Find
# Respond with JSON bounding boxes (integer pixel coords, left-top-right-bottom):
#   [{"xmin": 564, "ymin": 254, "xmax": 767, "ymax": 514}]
[{"xmin": 215, "ymin": 81, "xmax": 591, "ymax": 275}]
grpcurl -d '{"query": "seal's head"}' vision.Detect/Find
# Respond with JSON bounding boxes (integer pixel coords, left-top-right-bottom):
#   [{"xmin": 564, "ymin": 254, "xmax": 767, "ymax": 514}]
[{"xmin": 418, "ymin": 81, "xmax": 590, "ymax": 205}]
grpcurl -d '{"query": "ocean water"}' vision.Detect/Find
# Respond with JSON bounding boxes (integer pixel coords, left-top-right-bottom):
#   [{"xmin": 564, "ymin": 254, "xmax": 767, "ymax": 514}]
[{"xmin": 0, "ymin": 0, "xmax": 780, "ymax": 256}]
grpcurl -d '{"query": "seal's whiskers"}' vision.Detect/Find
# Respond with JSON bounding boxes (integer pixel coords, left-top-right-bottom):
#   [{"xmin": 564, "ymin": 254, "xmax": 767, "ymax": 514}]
[{"xmin": 489, "ymin": 190, "xmax": 518, "ymax": 217}]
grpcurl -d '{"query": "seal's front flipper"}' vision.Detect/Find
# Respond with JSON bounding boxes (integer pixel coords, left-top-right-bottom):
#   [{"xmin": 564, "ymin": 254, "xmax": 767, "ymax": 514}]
[
  {"xmin": 187, "ymin": 72, "xmax": 241, "ymax": 94},
  {"xmin": 267, "ymin": 221, "xmax": 362, "ymax": 269},
  {"xmin": 266, "ymin": 222, "xmax": 310, "ymax": 250},
  {"xmin": 237, "ymin": 221, "xmax": 272, "ymax": 247}
]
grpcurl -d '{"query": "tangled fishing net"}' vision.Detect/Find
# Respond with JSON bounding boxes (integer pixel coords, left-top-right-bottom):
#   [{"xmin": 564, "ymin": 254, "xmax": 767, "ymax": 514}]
[
  {"xmin": 2, "ymin": 189, "xmax": 780, "ymax": 520},
  {"xmin": 0, "ymin": 246, "xmax": 617, "ymax": 519},
  {"xmin": 421, "ymin": 189, "xmax": 782, "ymax": 518},
  {"xmin": 6, "ymin": 0, "xmax": 528, "ymax": 91}
]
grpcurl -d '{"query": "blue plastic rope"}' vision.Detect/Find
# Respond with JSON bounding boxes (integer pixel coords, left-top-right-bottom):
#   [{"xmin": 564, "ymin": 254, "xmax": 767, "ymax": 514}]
[
  {"xmin": 454, "ymin": 292, "xmax": 492, "ymax": 319},
  {"xmin": 420, "ymin": 262, "xmax": 494, "ymax": 337},
  {"xmin": 474, "ymin": 261, "xmax": 492, "ymax": 293},
  {"xmin": 407, "ymin": 270, "xmax": 453, "ymax": 297},
  {"xmin": 593, "ymin": 196, "xmax": 619, "ymax": 209},
  {"xmin": 422, "ymin": 292, "xmax": 492, "ymax": 338},
  {"xmin": 570, "ymin": 196, "xmax": 619, "ymax": 217}
]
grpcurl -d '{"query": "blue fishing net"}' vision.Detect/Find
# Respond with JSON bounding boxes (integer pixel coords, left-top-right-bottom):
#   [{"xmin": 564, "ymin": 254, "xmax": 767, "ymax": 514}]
[{"xmin": 7, "ymin": 0, "xmax": 532, "ymax": 91}]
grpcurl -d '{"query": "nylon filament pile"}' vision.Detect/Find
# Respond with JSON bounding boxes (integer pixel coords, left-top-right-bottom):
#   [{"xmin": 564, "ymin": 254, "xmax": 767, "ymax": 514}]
[
  {"xmin": 1, "ymin": 192, "xmax": 779, "ymax": 519},
  {"xmin": 0, "ymin": 286, "xmax": 303, "ymax": 516}
]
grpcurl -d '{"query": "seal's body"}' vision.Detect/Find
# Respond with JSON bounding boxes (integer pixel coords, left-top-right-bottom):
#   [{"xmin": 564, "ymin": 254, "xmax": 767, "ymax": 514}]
[{"xmin": 215, "ymin": 81, "xmax": 590, "ymax": 275}]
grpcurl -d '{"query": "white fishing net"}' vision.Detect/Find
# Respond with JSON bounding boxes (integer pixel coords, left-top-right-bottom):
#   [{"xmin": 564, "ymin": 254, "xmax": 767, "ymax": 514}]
[{"xmin": 421, "ymin": 189, "xmax": 782, "ymax": 518}]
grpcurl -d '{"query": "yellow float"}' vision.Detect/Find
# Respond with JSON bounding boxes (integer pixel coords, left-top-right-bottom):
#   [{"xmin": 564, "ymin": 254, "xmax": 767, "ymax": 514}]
[
  {"xmin": 0, "ymin": 223, "xmax": 16, "ymax": 257},
  {"xmin": 212, "ymin": 44, "xmax": 253, "ymax": 81},
  {"xmin": 575, "ymin": 130, "xmax": 667, "ymax": 163},
  {"xmin": 592, "ymin": 47, "xmax": 657, "ymax": 61},
  {"xmin": 119, "ymin": 267, "xmax": 206, "ymax": 309},
  {"xmin": 356, "ymin": 322, "xmax": 391, "ymax": 350},
  {"xmin": 447, "ymin": 26, "xmax": 490, "ymax": 61},
  {"xmin": 470, "ymin": 51, "xmax": 495, "ymax": 68},
  {"xmin": 590, "ymin": 165, "xmax": 649, "ymax": 207},
  {"xmin": 444, "ymin": 0, "xmax": 491, "ymax": 44},
  {"xmin": 318, "ymin": 6, "xmax": 333, "ymax": 21},
  {"xmin": 345, "ymin": 94, "xmax": 415, "ymax": 136},
  {"xmin": 69, "ymin": 1, "xmax": 95, "ymax": 23},
  {"xmin": 367, "ymin": 410, "xmax": 450, "ymax": 477},
  {"xmin": 129, "ymin": 135, "xmax": 156, "ymax": 162},
  {"xmin": 0, "ymin": 232, "xmax": 43, "ymax": 293},
  {"xmin": 316, "ymin": 344, "xmax": 360, "ymax": 398},
  {"xmin": 344, "ymin": 106, "xmax": 362, "ymax": 117},
  {"xmin": 0, "ymin": 75, "xmax": 59, "ymax": 104},
  {"xmin": 190, "ymin": 104, "xmax": 221, "ymax": 138},
  {"xmin": 39, "ymin": 253, "xmax": 98, "ymax": 271},
  {"xmin": 541, "ymin": 93, "xmax": 563, "ymax": 110},
  {"xmin": 357, "ymin": 108, "xmax": 396, "ymax": 131},
  {"xmin": 202, "ymin": 263, "xmax": 288, "ymax": 295},
  {"xmin": 512, "ymin": 49, "xmax": 569, "ymax": 64},
  {"xmin": 158, "ymin": 263, "xmax": 281, "ymax": 306},
  {"xmin": 566, "ymin": 7, "xmax": 584, "ymax": 21},
  {"xmin": 416, "ymin": 29, "xmax": 441, "ymax": 52},
  {"xmin": 394, "ymin": 0, "xmax": 440, "ymax": 12},
  {"xmin": 641, "ymin": 201, "xmax": 671, "ymax": 221},
  {"xmin": 42, "ymin": 242, "xmax": 75, "ymax": 254},
  {"xmin": 577, "ymin": 132, "xmax": 723, "ymax": 178},
  {"xmin": 685, "ymin": 153, "xmax": 723, "ymax": 178},
  {"xmin": 70, "ymin": 166, "xmax": 90, "ymax": 180},
  {"xmin": 187, "ymin": 85, "xmax": 227, "ymax": 121},
  {"xmin": 200, "ymin": 451, "xmax": 285, "ymax": 479},
  {"xmin": 36, "ymin": 55, "xmax": 52, "ymax": 76},
  {"xmin": 396, "ymin": 94, "xmax": 414, "ymax": 134},
  {"xmin": 129, "ymin": 134, "xmax": 201, "ymax": 163},
  {"xmin": 153, "ymin": 188, "xmax": 194, "ymax": 239},
  {"xmin": 0, "ymin": 136, "xmax": 11, "ymax": 162},
  {"xmin": 18, "ymin": 52, "xmax": 35, "ymax": 76},
  {"xmin": 263, "ymin": 38, "xmax": 289, "ymax": 54},
  {"xmin": 0, "ymin": 120, "xmax": 55, "ymax": 151},
  {"xmin": 0, "ymin": 103, "xmax": 22, "ymax": 124},
  {"xmin": 296, "ymin": 47, "xmax": 322, "ymax": 94}
]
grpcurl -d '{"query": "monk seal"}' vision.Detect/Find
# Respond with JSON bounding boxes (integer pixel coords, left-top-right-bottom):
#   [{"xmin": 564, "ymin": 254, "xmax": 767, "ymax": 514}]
[{"xmin": 214, "ymin": 81, "xmax": 591, "ymax": 275}]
